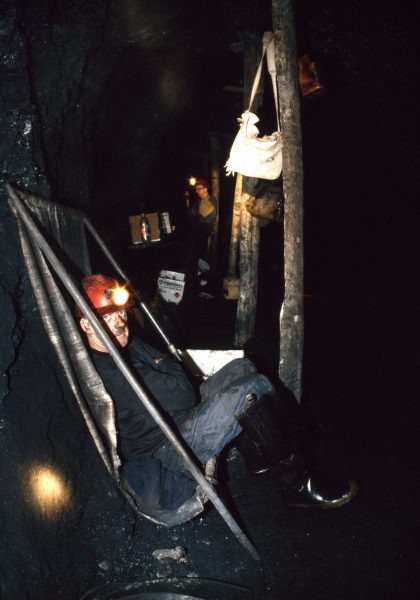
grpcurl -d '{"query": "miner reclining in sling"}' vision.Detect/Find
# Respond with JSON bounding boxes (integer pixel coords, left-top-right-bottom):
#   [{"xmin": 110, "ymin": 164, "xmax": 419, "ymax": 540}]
[{"xmin": 77, "ymin": 273, "xmax": 358, "ymax": 512}]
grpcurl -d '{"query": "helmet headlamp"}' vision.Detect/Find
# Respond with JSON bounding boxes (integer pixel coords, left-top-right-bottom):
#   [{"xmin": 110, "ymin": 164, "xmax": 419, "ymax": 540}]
[
  {"xmin": 75, "ymin": 274, "xmax": 133, "ymax": 318},
  {"xmin": 111, "ymin": 285, "xmax": 130, "ymax": 307}
]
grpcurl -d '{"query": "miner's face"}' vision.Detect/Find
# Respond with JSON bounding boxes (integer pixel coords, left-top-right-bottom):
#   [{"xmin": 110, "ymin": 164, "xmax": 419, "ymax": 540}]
[
  {"xmin": 80, "ymin": 309, "xmax": 129, "ymax": 351},
  {"xmin": 102, "ymin": 309, "xmax": 129, "ymax": 347},
  {"xmin": 195, "ymin": 184, "xmax": 208, "ymax": 199}
]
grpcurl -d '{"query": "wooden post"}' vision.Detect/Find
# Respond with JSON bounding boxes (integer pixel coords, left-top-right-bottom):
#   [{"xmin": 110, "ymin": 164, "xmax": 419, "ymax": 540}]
[
  {"xmin": 226, "ymin": 173, "xmax": 242, "ymax": 277},
  {"xmin": 272, "ymin": 0, "xmax": 304, "ymax": 401},
  {"xmin": 234, "ymin": 181, "xmax": 260, "ymax": 346},
  {"xmin": 234, "ymin": 39, "xmax": 263, "ymax": 347},
  {"xmin": 222, "ymin": 173, "xmax": 242, "ymax": 301}
]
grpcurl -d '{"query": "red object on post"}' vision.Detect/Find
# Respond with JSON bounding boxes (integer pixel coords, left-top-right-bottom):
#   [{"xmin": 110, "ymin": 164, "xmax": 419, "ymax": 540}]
[{"xmin": 298, "ymin": 54, "xmax": 325, "ymax": 99}]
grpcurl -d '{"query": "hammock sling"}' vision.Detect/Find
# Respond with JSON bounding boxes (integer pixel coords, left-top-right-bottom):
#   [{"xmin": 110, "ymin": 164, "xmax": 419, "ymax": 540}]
[{"xmin": 6, "ymin": 183, "xmax": 259, "ymax": 562}]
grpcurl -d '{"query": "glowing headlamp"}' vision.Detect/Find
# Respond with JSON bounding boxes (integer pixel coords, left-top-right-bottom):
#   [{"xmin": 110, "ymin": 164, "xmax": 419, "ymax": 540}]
[{"xmin": 111, "ymin": 284, "xmax": 130, "ymax": 307}]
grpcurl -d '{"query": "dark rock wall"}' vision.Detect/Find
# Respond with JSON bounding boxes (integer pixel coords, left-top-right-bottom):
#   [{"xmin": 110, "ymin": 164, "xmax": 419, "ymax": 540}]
[
  {"xmin": 15, "ymin": 0, "xmax": 124, "ymax": 208},
  {"xmin": 0, "ymin": 2, "xmax": 141, "ymax": 599}
]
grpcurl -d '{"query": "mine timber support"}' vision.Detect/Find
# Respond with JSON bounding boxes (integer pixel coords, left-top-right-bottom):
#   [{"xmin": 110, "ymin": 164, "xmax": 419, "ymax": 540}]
[
  {"xmin": 234, "ymin": 38, "xmax": 263, "ymax": 347},
  {"xmin": 272, "ymin": 0, "xmax": 304, "ymax": 402}
]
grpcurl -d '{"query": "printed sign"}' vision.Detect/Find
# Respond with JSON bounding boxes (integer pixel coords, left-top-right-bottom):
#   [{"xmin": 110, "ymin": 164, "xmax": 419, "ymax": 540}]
[{"xmin": 157, "ymin": 270, "xmax": 186, "ymax": 304}]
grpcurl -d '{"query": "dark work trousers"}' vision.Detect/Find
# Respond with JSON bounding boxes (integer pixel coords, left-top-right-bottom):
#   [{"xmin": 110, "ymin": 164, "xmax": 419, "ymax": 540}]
[{"xmin": 153, "ymin": 358, "xmax": 275, "ymax": 477}]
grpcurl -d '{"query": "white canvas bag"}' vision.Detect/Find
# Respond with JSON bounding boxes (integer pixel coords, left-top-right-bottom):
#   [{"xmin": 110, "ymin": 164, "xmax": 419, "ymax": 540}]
[{"xmin": 225, "ymin": 32, "xmax": 282, "ymax": 180}]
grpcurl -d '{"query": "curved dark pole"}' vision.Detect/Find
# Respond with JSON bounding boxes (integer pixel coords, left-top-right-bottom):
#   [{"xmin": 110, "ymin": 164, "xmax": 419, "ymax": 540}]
[
  {"xmin": 83, "ymin": 218, "xmax": 180, "ymax": 357},
  {"xmin": 83, "ymin": 218, "xmax": 205, "ymax": 379}
]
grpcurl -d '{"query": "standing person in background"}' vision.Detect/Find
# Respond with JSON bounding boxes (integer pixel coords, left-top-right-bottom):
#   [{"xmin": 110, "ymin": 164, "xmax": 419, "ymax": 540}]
[{"xmin": 184, "ymin": 179, "xmax": 217, "ymax": 297}]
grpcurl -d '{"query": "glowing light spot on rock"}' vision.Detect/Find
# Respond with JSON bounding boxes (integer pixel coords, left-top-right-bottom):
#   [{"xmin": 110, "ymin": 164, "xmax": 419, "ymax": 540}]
[{"xmin": 29, "ymin": 466, "xmax": 70, "ymax": 515}]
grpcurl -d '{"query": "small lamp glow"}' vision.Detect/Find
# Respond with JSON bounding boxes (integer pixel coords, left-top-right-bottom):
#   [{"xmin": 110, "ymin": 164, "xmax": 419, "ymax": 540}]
[
  {"xmin": 188, "ymin": 176, "xmax": 196, "ymax": 186},
  {"xmin": 112, "ymin": 285, "xmax": 130, "ymax": 306}
]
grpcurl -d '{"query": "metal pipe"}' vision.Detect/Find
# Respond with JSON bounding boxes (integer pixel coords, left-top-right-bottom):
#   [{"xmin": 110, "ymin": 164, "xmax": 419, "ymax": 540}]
[
  {"xmin": 83, "ymin": 218, "xmax": 181, "ymax": 359},
  {"xmin": 7, "ymin": 184, "xmax": 260, "ymax": 562}
]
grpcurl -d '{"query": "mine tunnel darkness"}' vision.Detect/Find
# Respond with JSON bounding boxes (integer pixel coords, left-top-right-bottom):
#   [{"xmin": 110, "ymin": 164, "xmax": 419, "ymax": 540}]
[{"xmin": 0, "ymin": 1, "xmax": 418, "ymax": 599}]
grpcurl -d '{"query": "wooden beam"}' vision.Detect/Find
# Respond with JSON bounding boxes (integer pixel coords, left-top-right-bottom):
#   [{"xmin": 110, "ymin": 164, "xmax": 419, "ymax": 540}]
[
  {"xmin": 272, "ymin": 0, "xmax": 304, "ymax": 401},
  {"xmin": 226, "ymin": 173, "xmax": 242, "ymax": 278},
  {"xmin": 234, "ymin": 40, "xmax": 263, "ymax": 347}
]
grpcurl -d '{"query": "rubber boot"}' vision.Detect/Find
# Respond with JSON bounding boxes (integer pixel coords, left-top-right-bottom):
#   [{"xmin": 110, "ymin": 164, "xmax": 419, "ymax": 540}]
[
  {"xmin": 234, "ymin": 393, "xmax": 291, "ymax": 475},
  {"xmin": 235, "ymin": 392, "xmax": 359, "ymax": 509},
  {"xmin": 276, "ymin": 451, "xmax": 359, "ymax": 509},
  {"xmin": 234, "ymin": 430, "xmax": 271, "ymax": 475}
]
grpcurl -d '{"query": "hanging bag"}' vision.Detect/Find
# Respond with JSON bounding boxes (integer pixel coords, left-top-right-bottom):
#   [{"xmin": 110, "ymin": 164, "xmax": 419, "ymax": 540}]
[{"xmin": 225, "ymin": 32, "xmax": 282, "ymax": 181}]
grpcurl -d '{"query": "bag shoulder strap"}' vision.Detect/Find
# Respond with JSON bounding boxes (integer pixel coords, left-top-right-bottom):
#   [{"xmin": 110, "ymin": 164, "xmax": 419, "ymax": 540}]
[{"xmin": 247, "ymin": 32, "xmax": 280, "ymax": 130}]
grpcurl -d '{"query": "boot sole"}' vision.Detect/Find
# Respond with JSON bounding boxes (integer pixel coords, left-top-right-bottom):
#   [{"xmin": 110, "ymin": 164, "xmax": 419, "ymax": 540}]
[{"xmin": 285, "ymin": 480, "xmax": 359, "ymax": 510}]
